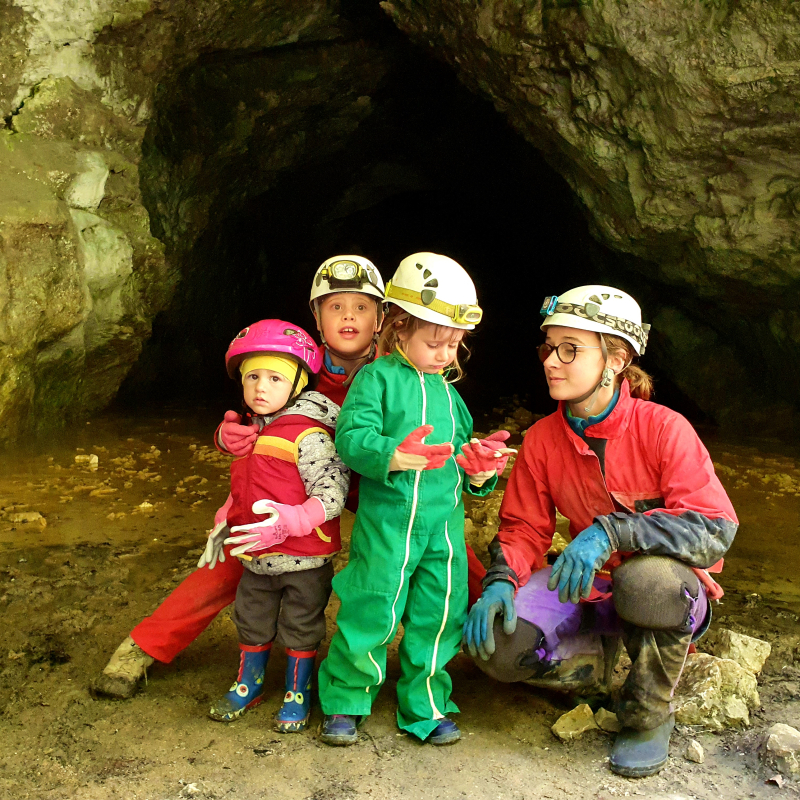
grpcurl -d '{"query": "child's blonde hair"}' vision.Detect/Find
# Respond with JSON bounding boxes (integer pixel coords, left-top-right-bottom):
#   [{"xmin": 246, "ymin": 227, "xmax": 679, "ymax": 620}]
[
  {"xmin": 603, "ymin": 334, "xmax": 654, "ymax": 400},
  {"xmin": 378, "ymin": 305, "xmax": 471, "ymax": 383}
]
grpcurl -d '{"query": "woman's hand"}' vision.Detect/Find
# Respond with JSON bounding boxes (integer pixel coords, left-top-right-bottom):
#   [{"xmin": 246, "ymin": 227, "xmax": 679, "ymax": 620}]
[
  {"xmin": 547, "ymin": 523, "xmax": 613, "ymax": 604},
  {"xmin": 462, "ymin": 580, "xmax": 517, "ymax": 661}
]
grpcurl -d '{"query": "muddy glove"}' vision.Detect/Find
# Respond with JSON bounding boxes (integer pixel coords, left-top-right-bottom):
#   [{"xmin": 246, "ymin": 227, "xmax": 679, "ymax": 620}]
[
  {"xmin": 463, "ymin": 579, "xmax": 517, "ymax": 661},
  {"xmin": 218, "ymin": 410, "xmax": 259, "ymax": 457},
  {"xmin": 389, "ymin": 425, "xmax": 454, "ymax": 472},
  {"xmin": 225, "ymin": 497, "xmax": 326, "ymax": 557},
  {"xmin": 197, "ymin": 494, "xmax": 234, "ymax": 569},
  {"xmin": 197, "ymin": 521, "xmax": 229, "ymax": 570},
  {"xmin": 548, "ymin": 523, "xmax": 613, "ymax": 604}
]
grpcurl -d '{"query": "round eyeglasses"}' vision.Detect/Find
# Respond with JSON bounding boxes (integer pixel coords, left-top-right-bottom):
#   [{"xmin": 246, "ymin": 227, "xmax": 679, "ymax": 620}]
[{"xmin": 537, "ymin": 342, "xmax": 601, "ymax": 364}]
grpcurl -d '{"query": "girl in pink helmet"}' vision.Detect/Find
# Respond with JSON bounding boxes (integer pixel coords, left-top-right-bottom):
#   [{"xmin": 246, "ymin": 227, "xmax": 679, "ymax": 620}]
[{"xmin": 204, "ymin": 319, "xmax": 350, "ymax": 730}]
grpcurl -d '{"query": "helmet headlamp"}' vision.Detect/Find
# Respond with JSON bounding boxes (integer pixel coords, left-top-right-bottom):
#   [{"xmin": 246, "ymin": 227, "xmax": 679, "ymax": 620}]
[{"xmin": 318, "ymin": 259, "xmax": 377, "ymax": 291}]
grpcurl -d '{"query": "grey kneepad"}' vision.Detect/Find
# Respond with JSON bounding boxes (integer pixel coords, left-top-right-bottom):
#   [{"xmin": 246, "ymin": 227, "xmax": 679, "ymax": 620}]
[{"xmin": 612, "ymin": 556, "xmax": 700, "ymax": 632}]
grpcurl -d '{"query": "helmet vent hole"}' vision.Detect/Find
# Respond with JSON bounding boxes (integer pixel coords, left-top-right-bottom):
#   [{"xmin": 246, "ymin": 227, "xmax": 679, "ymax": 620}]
[
  {"xmin": 602, "ymin": 294, "xmax": 610, "ymax": 300},
  {"xmin": 424, "ymin": 278, "xmax": 438, "ymax": 288},
  {"xmin": 420, "ymin": 289, "xmax": 437, "ymax": 305},
  {"xmin": 415, "ymin": 262, "xmax": 424, "ymax": 271},
  {"xmin": 283, "ymin": 328, "xmax": 298, "ymax": 335},
  {"xmin": 589, "ymin": 294, "xmax": 602, "ymax": 304}
]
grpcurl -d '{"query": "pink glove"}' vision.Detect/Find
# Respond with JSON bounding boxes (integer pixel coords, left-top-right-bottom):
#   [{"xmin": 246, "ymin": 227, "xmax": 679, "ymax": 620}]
[
  {"xmin": 225, "ymin": 497, "xmax": 326, "ymax": 557},
  {"xmin": 218, "ymin": 410, "xmax": 259, "ymax": 457},
  {"xmin": 455, "ymin": 431, "xmax": 517, "ymax": 477},
  {"xmin": 476, "ymin": 430, "xmax": 517, "ymax": 476},
  {"xmin": 395, "ymin": 425, "xmax": 454, "ymax": 470}
]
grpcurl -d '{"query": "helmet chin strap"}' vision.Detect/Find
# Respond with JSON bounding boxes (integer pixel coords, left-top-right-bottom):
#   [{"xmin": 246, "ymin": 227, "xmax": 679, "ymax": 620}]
[{"xmin": 571, "ymin": 335, "xmax": 615, "ymax": 415}]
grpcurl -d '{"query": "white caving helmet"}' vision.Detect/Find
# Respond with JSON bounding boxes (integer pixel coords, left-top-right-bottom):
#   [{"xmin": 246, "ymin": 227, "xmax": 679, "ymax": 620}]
[
  {"xmin": 384, "ymin": 252, "xmax": 482, "ymax": 330},
  {"xmin": 540, "ymin": 285, "xmax": 650, "ymax": 355},
  {"xmin": 309, "ymin": 255, "xmax": 385, "ymax": 312}
]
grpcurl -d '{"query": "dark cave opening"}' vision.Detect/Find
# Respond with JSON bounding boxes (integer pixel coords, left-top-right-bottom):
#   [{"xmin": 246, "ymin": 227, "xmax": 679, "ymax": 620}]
[{"xmin": 120, "ymin": 20, "xmax": 708, "ymax": 424}]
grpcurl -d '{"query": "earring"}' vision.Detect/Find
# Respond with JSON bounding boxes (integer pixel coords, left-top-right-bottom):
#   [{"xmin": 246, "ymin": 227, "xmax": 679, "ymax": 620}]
[{"xmin": 600, "ymin": 367, "xmax": 615, "ymax": 388}]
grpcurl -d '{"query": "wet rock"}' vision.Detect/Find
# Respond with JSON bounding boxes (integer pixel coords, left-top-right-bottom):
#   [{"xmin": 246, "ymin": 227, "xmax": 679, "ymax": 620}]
[
  {"xmin": 673, "ymin": 653, "xmax": 759, "ymax": 730},
  {"xmin": 551, "ymin": 703, "xmax": 599, "ymax": 742},
  {"xmin": 7, "ymin": 511, "xmax": 46, "ymax": 527},
  {"xmin": 594, "ymin": 707, "xmax": 621, "ymax": 733},
  {"xmin": 684, "ymin": 739, "xmax": 705, "ymax": 763},
  {"xmin": 74, "ymin": 454, "xmax": 99, "ymax": 471},
  {"xmin": 761, "ymin": 723, "xmax": 800, "ymax": 777},
  {"xmin": 709, "ymin": 629, "xmax": 771, "ymax": 675}
]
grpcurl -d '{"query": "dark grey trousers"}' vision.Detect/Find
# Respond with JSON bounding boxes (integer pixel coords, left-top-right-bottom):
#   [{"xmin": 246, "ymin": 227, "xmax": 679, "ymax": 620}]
[{"xmin": 233, "ymin": 562, "xmax": 334, "ymax": 650}]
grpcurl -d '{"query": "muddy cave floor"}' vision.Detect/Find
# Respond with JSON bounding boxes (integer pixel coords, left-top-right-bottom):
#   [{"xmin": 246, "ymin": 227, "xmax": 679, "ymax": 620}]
[{"xmin": 0, "ymin": 402, "xmax": 799, "ymax": 800}]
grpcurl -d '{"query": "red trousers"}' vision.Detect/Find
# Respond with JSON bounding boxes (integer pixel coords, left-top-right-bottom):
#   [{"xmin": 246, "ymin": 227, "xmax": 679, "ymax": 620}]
[
  {"xmin": 130, "ymin": 545, "xmax": 244, "ymax": 663},
  {"xmin": 130, "ymin": 543, "xmax": 486, "ymax": 664}
]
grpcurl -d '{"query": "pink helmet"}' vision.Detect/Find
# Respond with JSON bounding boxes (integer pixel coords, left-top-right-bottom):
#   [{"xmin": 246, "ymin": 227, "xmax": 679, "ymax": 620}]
[{"xmin": 225, "ymin": 320, "xmax": 322, "ymax": 382}]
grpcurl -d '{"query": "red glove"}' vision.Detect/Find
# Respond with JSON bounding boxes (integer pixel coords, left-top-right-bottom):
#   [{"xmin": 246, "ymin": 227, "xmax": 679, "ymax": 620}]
[
  {"xmin": 391, "ymin": 425, "xmax": 454, "ymax": 472},
  {"xmin": 476, "ymin": 430, "xmax": 517, "ymax": 476},
  {"xmin": 456, "ymin": 431, "xmax": 517, "ymax": 477},
  {"xmin": 225, "ymin": 497, "xmax": 326, "ymax": 556},
  {"xmin": 218, "ymin": 410, "xmax": 259, "ymax": 457}
]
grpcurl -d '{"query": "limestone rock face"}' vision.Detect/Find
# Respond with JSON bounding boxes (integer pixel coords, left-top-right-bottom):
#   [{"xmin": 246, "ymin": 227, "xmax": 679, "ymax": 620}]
[
  {"xmin": 708, "ymin": 629, "xmax": 772, "ymax": 676},
  {"xmin": 551, "ymin": 703, "xmax": 599, "ymax": 742},
  {"xmin": 383, "ymin": 0, "xmax": 800, "ymax": 427},
  {"xmin": 0, "ymin": 0, "xmax": 384, "ymax": 441},
  {"xmin": 762, "ymin": 723, "xmax": 800, "ymax": 777},
  {"xmin": 673, "ymin": 653, "xmax": 760, "ymax": 731}
]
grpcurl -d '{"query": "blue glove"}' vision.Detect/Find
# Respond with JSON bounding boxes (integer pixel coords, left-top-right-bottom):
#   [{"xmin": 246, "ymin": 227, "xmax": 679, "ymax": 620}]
[
  {"xmin": 547, "ymin": 523, "xmax": 613, "ymax": 604},
  {"xmin": 462, "ymin": 580, "xmax": 517, "ymax": 661}
]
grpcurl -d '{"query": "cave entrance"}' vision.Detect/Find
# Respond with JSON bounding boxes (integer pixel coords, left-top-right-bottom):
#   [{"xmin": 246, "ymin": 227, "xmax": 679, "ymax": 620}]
[{"xmin": 122, "ymin": 18, "xmax": 695, "ymax": 420}]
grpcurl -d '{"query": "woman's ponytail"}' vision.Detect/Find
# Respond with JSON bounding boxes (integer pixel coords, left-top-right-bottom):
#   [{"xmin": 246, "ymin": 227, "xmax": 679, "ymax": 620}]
[{"xmin": 603, "ymin": 334, "xmax": 654, "ymax": 400}]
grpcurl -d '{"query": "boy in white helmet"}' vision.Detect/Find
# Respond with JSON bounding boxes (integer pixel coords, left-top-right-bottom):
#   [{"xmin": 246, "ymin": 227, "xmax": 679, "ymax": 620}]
[
  {"xmin": 464, "ymin": 285, "xmax": 738, "ymax": 777},
  {"xmin": 91, "ymin": 257, "xmax": 384, "ymax": 701}
]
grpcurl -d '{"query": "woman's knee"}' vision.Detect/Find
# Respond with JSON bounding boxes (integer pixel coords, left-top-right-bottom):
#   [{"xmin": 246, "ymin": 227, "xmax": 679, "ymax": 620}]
[{"xmin": 612, "ymin": 556, "xmax": 700, "ymax": 632}]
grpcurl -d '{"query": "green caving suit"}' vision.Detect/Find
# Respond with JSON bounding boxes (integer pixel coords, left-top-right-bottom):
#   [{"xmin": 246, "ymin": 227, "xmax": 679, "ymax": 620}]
[{"xmin": 318, "ymin": 349, "xmax": 496, "ymax": 739}]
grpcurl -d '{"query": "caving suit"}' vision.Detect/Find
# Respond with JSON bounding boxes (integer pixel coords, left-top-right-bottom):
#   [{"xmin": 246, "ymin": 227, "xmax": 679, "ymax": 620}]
[
  {"xmin": 128, "ymin": 357, "xmax": 358, "ymax": 663},
  {"xmin": 318, "ymin": 349, "xmax": 496, "ymax": 740},
  {"xmin": 481, "ymin": 380, "xmax": 738, "ymax": 730}
]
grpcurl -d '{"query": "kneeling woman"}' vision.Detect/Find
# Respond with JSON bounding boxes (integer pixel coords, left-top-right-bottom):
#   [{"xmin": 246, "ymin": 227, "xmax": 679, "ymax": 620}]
[{"xmin": 464, "ymin": 285, "xmax": 737, "ymax": 777}]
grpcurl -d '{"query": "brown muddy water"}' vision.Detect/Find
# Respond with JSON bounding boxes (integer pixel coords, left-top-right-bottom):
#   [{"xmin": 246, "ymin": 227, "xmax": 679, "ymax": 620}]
[{"xmin": 0, "ymin": 406, "xmax": 799, "ymax": 800}]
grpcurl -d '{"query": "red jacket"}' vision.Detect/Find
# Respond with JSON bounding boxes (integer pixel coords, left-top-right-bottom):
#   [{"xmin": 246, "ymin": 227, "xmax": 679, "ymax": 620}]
[
  {"xmin": 316, "ymin": 361, "xmax": 349, "ymax": 409},
  {"xmin": 484, "ymin": 381, "xmax": 738, "ymax": 598}
]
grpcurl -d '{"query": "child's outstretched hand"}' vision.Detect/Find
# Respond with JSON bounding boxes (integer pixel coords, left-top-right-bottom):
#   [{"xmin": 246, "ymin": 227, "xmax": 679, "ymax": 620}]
[
  {"xmin": 390, "ymin": 425, "xmax": 454, "ymax": 472},
  {"xmin": 219, "ymin": 410, "xmax": 259, "ymax": 457},
  {"xmin": 475, "ymin": 430, "xmax": 517, "ymax": 476},
  {"xmin": 456, "ymin": 432, "xmax": 517, "ymax": 487},
  {"xmin": 225, "ymin": 497, "xmax": 326, "ymax": 556}
]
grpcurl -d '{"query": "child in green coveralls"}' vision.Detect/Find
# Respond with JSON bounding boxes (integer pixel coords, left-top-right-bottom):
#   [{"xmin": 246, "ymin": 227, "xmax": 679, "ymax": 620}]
[{"xmin": 318, "ymin": 252, "xmax": 514, "ymax": 746}]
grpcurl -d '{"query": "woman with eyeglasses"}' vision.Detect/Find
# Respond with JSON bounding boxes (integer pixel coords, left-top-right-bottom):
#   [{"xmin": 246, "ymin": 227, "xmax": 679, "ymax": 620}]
[{"xmin": 463, "ymin": 285, "xmax": 738, "ymax": 778}]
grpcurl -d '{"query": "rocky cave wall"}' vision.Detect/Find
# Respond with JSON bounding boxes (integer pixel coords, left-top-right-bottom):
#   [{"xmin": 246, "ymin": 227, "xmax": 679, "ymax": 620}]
[
  {"xmin": 385, "ymin": 0, "xmax": 800, "ymax": 428},
  {"xmin": 1, "ymin": 0, "xmax": 800, "ymax": 442}
]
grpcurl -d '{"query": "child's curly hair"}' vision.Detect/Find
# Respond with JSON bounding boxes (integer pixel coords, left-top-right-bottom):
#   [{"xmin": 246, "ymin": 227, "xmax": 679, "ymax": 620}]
[{"xmin": 377, "ymin": 304, "xmax": 471, "ymax": 383}]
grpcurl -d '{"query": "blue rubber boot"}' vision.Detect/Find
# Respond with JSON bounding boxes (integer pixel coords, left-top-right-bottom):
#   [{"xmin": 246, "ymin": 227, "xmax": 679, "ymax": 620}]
[
  {"xmin": 428, "ymin": 717, "xmax": 461, "ymax": 746},
  {"xmin": 209, "ymin": 643, "xmax": 271, "ymax": 722},
  {"xmin": 610, "ymin": 714, "xmax": 675, "ymax": 777},
  {"xmin": 275, "ymin": 649, "xmax": 316, "ymax": 733},
  {"xmin": 320, "ymin": 714, "xmax": 364, "ymax": 745}
]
